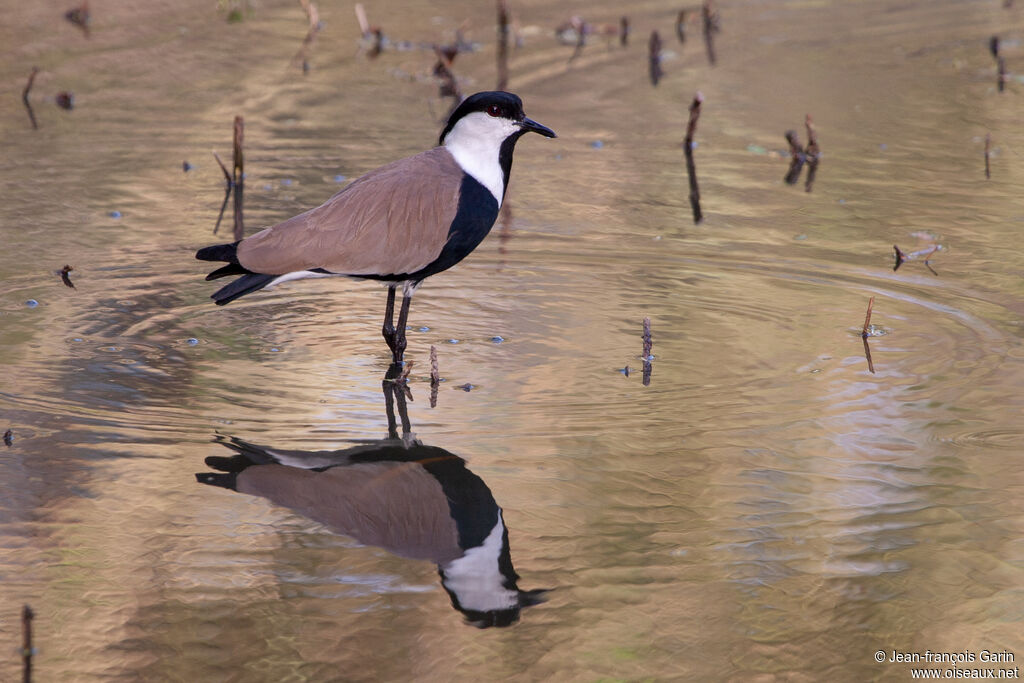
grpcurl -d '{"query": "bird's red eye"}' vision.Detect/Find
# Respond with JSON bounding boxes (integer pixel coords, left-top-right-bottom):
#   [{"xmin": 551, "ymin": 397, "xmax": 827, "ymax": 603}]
[{"xmin": 487, "ymin": 104, "xmax": 501, "ymax": 117}]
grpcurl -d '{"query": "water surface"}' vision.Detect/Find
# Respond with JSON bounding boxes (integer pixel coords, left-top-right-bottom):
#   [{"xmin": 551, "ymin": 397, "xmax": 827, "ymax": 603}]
[{"xmin": 2, "ymin": 0, "xmax": 1023, "ymax": 680}]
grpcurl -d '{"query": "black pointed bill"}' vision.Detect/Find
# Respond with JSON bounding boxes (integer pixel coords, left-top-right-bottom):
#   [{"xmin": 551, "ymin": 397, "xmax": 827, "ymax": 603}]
[{"xmin": 520, "ymin": 117, "xmax": 556, "ymax": 138}]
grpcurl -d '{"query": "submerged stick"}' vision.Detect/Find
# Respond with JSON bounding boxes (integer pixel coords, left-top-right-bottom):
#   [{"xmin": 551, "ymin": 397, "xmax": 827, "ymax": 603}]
[
  {"xmin": 985, "ymin": 132, "xmax": 991, "ymax": 179},
  {"xmin": 702, "ymin": 1, "xmax": 718, "ymax": 66},
  {"xmin": 294, "ymin": 0, "xmax": 321, "ymax": 72},
  {"xmin": 642, "ymin": 317, "xmax": 653, "ymax": 387},
  {"xmin": 676, "ymin": 10, "xmax": 686, "ymax": 43},
  {"xmin": 649, "ymin": 31, "xmax": 663, "ymax": 86},
  {"xmin": 803, "ymin": 114, "xmax": 820, "ymax": 193},
  {"xmin": 784, "ymin": 129, "xmax": 805, "ymax": 185},
  {"xmin": 232, "ymin": 116, "xmax": 245, "ymax": 241},
  {"xmin": 430, "ymin": 345, "xmax": 439, "ymax": 408},
  {"xmin": 22, "ymin": 604, "xmax": 34, "ymax": 683},
  {"xmin": 991, "ymin": 36, "xmax": 1006, "ymax": 92},
  {"xmin": 862, "ymin": 296, "xmax": 875, "ymax": 374},
  {"xmin": 433, "ymin": 46, "xmax": 462, "ymax": 116},
  {"xmin": 684, "ymin": 93, "xmax": 704, "ymax": 223},
  {"xmin": 23, "ymin": 67, "xmax": 39, "ymax": 130},
  {"xmin": 59, "ymin": 264, "xmax": 75, "ymax": 289},
  {"xmin": 212, "ymin": 151, "xmax": 233, "ymax": 235},
  {"xmin": 620, "ymin": 16, "xmax": 629, "ymax": 46},
  {"xmin": 497, "ymin": 0, "xmax": 510, "ymax": 90}
]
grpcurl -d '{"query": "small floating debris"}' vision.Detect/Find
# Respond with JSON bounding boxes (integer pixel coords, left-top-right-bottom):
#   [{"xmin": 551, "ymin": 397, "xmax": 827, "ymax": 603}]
[
  {"xmin": 447, "ymin": 339, "xmax": 459, "ymax": 344},
  {"xmin": 455, "ymin": 383, "xmax": 474, "ymax": 392},
  {"xmin": 333, "ymin": 174, "xmax": 346, "ymax": 183},
  {"xmin": 183, "ymin": 161, "xmax": 194, "ymax": 172},
  {"xmin": 58, "ymin": 264, "xmax": 75, "ymax": 289},
  {"xmin": 109, "ymin": 210, "xmax": 121, "ymax": 218},
  {"xmin": 55, "ymin": 92, "xmax": 74, "ymax": 110},
  {"xmin": 280, "ymin": 178, "xmax": 293, "ymax": 186},
  {"xmin": 490, "ymin": 335, "xmax": 504, "ymax": 344},
  {"xmin": 590, "ymin": 140, "xmax": 604, "ymax": 149},
  {"xmin": 25, "ymin": 299, "xmax": 39, "ymax": 308},
  {"xmin": 65, "ymin": 1, "xmax": 90, "ymax": 36},
  {"xmin": 3, "ymin": 429, "xmax": 12, "ymax": 447},
  {"xmin": 620, "ymin": 366, "xmax": 631, "ymax": 377},
  {"xmin": 418, "ymin": 326, "xmax": 430, "ymax": 332},
  {"xmin": 186, "ymin": 337, "xmax": 200, "ymax": 346}
]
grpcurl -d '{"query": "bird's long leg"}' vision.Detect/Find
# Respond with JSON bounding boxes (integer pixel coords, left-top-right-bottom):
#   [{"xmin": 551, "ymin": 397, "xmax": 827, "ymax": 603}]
[
  {"xmin": 393, "ymin": 292, "xmax": 413, "ymax": 364},
  {"xmin": 382, "ymin": 286, "xmax": 398, "ymax": 357}
]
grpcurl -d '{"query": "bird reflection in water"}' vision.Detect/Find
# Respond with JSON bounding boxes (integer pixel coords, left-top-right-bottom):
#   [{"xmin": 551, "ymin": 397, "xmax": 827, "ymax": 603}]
[{"xmin": 195, "ymin": 368, "xmax": 546, "ymax": 628}]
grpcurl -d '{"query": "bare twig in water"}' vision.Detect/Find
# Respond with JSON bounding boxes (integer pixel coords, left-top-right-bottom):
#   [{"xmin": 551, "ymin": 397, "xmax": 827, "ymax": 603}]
[
  {"xmin": 430, "ymin": 345, "xmax": 439, "ymax": 408},
  {"xmin": 702, "ymin": 1, "xmax": 719, "ymax": 66},
  {"xmin": 497, "ymin": 0, "xmax": 510, "ymax": 89},
  {"xmin": 861, "ymin": 296, "xmax": 874, "ymax": 338},
  {"xmin": 784, "ymin": 129, "xmax": 806, "ymax": 185},
  {"xmin": 620, "ymin": 16, "xmax": 630, "ymax": 46},
  {"xmin": 676, "ymin": 10, "xmax": 687, "ymax": 43},
  {"xmin": 232, "ymin": 116, "xmax": 245, "ymax": 241},
  {"xmin": 642, "ymin": 317, "xmax": 653, "ymax": 387},
  {"xmin": 23, "ymin": 68, "xmax": 39, "ymax": 130},
  {"xmin": 433, "ymin": 46, "xmax": 462, "ymax": 117},
  {"xmin": 991, "ymin": 36, "xmax": 1007, "ymax": 92},
  {"xmin": 294, "ymin": 0, "xmax": 321, "ymax": 73},
  {"xmin": 649, "ymin": 31, "xmax": 664, "ymax": 86},
  {"xmin": 684, "ymin": 93, "xmax": 704, "ymax": 223},
  {"xmin": 22, "ymin": 604, "xmax": 34, "ymax": 683},
  {"xmin": 568, "ymin": 18, "xmax": 586, "ymax": 63},
  {"xmin": 803, "ymin": 114, "xmax": 820, "ymax": 192},
  {"xmin": 211, "ymin": 151, "xmax": 233, "ymax": 235},
  {"xmin": 65, "ymin": 1, "xmax": 90, "ymax": 37},
  {"xmin": 58, "ymin": 265, "xmax": 75, "ymax": 289},
  {"xmin": 861, "ymin": 296, "xmax": 875, "ymax": 374},
  {"xmin": 985, "ymin": 132, "xmax": 991, "ymax": 179}
]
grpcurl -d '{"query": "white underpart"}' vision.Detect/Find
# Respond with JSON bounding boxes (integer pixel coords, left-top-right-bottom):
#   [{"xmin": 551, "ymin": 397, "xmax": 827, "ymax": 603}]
[
  {"xmin": 441, "ymin": 514, "xmax": 518, "ymax": 612},
  {"xmin": 443, "ymin": 111, "xmax": 519, "ymax": 206},
  {"xmin": 267, "ymin": 270, "xmax": 337, "ymax": 288}
]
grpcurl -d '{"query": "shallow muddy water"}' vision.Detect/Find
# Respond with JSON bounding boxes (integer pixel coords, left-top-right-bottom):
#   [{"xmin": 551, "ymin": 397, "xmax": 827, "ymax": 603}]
[{"xmin": 2, "ymin": 0, "xmax": 1024, "ymax": 680}]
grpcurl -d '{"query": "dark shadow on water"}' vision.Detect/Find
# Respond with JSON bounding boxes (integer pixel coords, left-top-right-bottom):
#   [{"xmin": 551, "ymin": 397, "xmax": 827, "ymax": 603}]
[{"xmin": 195, "ymin": 368, "xmax": 547, "ymax": 628}]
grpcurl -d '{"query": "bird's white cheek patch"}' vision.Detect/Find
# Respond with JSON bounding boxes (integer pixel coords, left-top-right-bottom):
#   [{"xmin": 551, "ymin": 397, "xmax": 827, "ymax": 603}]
[{"xmin": 443, "ymin": 112, "xmax": 517, "ymax": 205}]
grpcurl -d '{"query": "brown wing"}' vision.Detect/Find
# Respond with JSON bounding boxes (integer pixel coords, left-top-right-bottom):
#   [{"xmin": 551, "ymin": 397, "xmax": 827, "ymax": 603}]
[
  {"xmin": 237, "ymin": 147, "xmax": 464, "ymax": 276},
  {"xmin": 237, "ymin": 461, "xmax": 465, "ymax": 563}
]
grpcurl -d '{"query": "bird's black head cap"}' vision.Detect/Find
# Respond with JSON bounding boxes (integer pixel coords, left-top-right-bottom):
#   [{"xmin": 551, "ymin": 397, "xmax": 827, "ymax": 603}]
[{"xmin": 439, "ymin": 91, "xmax": 555, "ymax": 145}]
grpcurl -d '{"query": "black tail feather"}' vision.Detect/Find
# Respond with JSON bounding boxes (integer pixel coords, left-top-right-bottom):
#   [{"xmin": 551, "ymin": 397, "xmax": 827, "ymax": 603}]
[
  {"xmin": 196, "ymin": 241, "xmax": 240, "ymax": 263},
  {"xmin": 205, "ymin": 263, "xmax": 251, "ymax": 281},
  {"xmin": 212, "ymin": 273, "xmax": 276, "ymax": 305}
]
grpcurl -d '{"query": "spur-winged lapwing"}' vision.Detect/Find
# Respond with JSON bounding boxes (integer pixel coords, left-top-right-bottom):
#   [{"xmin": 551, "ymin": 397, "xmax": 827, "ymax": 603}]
[{"xmin": 196, "ymin": 91, "xmax": 555, "ymax": 364}]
